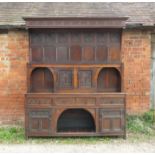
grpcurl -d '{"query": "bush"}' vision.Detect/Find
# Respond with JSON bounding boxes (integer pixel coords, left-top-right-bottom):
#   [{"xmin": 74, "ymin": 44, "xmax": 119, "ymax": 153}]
[
  {"xmin": 127, "ymin": 110, "xmax": 155, "ymax": 135},
  {"xmin": 0, "ymin": 127, "xmax": 24, "ymax": 143}
]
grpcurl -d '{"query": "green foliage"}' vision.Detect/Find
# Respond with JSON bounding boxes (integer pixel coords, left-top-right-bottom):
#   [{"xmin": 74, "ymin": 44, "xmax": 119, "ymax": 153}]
[
  {"xmin": 0, "ymin": 127, "xmax": 25, "ymax": 143},
  {"xmin": 127, "ymin": 110, "xmax": 155, "ymax": 135}
]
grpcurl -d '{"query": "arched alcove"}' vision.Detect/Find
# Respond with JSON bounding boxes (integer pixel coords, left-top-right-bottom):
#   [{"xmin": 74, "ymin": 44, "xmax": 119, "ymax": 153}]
[
  {"xmin": 30, "ymin": 67, "xmax": 54, "ymax": 92},
  {"xmin": 57, "ymin": 109, "xmax": 96, "ymax": 132},
  {"xmin": 97, "ymin": 68, "xmax": 121, "ymax": 92}
]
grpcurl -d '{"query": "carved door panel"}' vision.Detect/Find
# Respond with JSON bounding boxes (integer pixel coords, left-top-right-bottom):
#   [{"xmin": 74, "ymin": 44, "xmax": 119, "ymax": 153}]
[
  {"xmin": 28, "ymin": 109, "xmax": 52, "ymax": 136},
  {"xmin": 58, "ymin": 70, "xmax": 73, "ymax": 89},
  {"xmin": 78, "ymin": 70, "xmax": 92, "ymax": 88},
  {"xmin": 100, "ymin": 109, "xmax": 124, "ymax": 133}
]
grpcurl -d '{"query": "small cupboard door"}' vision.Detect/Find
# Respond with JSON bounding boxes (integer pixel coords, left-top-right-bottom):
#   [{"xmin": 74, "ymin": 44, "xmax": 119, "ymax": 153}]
[
  {"xmin": 27, "ymin": 109, "xmax": 52, "ymax": 136},
  {"xmin": 99, "ymin": 109, "xmax": 125, "ymax": 134}
]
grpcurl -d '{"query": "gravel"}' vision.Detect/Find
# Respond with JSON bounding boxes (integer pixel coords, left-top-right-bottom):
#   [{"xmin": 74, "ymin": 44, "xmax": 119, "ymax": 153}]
[{"xmin": 0, "ymin": 141, "xmax": 155, "ymax": 153}]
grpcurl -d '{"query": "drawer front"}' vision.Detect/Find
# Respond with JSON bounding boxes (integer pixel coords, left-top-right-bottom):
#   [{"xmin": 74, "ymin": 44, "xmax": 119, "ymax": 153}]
[
  {"xmin": 54, "ymin": 97, "xmax": 95, "ymax": 106},
  {"xmin": 76, "ymin": 98, "xmax": 95, "ymax": 105}
]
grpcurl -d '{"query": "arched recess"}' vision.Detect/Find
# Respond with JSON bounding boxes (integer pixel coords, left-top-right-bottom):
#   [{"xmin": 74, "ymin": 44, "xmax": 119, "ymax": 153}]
[
  {"xmin": 57, "ymin": 109, "xmax": 96, "ymax": 132},
  {"xmin": 97, "ymin": 67, "xmax": 121, "ymax": 92},
  {"xmin": 30, "ymin": 67, "xmax": 54, "ymax": 92}
]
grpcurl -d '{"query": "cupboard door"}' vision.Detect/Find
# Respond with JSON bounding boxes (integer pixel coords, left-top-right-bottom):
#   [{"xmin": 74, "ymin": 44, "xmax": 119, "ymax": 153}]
[
  {"xmin": 100, "ymin": 109, "xmax": 125, "ymax": 134},
  {"xmin": 58, "ymin": 70, "xmax": 73, "ymax": 88},
  {"xmin": 28, "ymin": 109, "xmax": 52, "ymax": 136},
  {"xmin": 78, "ymin": 70, "xmax": 92, "ymax": 88}
]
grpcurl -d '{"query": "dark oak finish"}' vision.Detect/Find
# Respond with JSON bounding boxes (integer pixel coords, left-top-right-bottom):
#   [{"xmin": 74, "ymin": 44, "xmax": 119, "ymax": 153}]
[
  {"xmin": 29, "ymin": 29, "xmax": 121, "ymax": 64},
  {"xmin": 30, "ymin": 68, "xmax": 54, "ymax": 92},
  {"xmin": 25, "ymin": 93, "xmax": 126, "ymax": 137},
  {"xmin": 97, "ymin": 68, "xmax": 121, "ymax": 92},
  {"xmin": 25, "ymin": 27, "xmax": 126, "ymax": 138}
]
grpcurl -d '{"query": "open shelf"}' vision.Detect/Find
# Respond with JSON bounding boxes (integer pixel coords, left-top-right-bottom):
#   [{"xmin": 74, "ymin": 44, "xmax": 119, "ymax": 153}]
[
  {"xmin": 57, "ymin": 109, "xmax": 96, "ymax": 132},
  {"xmin": 97, "ymin": 67, "xmax": 121, "ymax": 92},
  {"xmin": 30, "ymin": 67, "xmax": 54, "ymax": 93}
]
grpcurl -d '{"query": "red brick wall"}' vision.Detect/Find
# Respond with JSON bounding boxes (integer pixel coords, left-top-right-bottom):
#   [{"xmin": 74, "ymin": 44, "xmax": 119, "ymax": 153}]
[
  {"xmin": 122, "ymin": 29, "xmax": 151, "ymax": 114},
  {"xmin": 0, "ymin": 28, "xmax": 151, "ymax": 125},
  {"xmin": 0, "ymin": 29, "xmax": 28, "ymax": 125}
]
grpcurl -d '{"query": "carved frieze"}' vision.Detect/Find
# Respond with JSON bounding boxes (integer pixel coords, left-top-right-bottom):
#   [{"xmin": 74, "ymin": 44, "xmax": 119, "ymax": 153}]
[
  {"xmin": 27, "ymin": 98, "xmax": 51, "ymax": 104},
  {"xmin": 99, "ymin": 98, "xmax": 124, "ymax": 104},
  {"xmin": 75, "ymin": 98, "xmax": 95, "ymax": 105},
  {"xmin": 55, "ymin": 98, "xmax": 75, "ymax": 105}
]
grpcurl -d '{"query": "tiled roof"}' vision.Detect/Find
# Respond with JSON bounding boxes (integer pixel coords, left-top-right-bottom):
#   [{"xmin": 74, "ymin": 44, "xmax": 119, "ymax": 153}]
[{"xmin": 0, "ymin": 2, "xmax": 154, "ymax": 27}]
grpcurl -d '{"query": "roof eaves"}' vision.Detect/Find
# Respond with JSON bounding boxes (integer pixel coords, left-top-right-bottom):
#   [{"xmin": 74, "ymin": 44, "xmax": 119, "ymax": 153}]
[{"xmin": 125, "ymin": 23, "xmax": 155, "ymax": 29}]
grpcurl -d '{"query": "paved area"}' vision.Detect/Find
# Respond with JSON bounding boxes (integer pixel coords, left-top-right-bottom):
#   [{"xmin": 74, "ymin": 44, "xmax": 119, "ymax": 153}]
[{"xmin": 0, "ymin": 142, "xmax": 155, "ymax": 153}]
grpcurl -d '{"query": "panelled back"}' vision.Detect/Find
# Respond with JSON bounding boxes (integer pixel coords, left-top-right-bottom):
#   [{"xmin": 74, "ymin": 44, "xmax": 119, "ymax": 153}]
[{"xmin": 29, "ymin": 29, "xmax": 121, "ymax": 64}]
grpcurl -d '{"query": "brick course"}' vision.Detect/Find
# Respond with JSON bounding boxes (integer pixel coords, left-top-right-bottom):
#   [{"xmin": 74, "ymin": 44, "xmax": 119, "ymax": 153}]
[{"xmin": 0, "ymin": 29, "xmax": 151, "ymax": 124}]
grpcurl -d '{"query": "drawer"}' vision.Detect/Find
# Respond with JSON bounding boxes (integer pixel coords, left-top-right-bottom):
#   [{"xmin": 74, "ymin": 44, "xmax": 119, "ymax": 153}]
[
  {"xmin": 27, "ymin": 98, "xmax": 52, "ymax": 105},
  {"xmin": 76, "ymin": 98, "xmax": 95, "ymax": 105},
  {"xmin": 54, "ymin": 97, "xmax": 75, "ymax": 105},
  {"xmin": 98, "ymin": 97, "xmax": 124, "ymax": 104}
]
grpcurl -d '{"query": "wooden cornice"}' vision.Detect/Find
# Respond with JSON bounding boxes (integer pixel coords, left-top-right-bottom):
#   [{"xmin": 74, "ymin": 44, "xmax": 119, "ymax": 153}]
[{"xmin": 23, "ymin": 17, "xmax": 129, "ymax": 29}]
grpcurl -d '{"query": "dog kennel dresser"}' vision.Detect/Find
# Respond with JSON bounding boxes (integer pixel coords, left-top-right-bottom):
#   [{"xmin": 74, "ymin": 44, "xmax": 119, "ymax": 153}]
[{"xmin": 24, "ymin": 17, "xmax": 126, "ymax": 138}]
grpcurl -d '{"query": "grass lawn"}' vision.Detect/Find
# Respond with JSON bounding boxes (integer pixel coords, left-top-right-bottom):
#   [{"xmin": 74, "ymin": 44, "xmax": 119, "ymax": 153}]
[{"xmin": 0, "ymin": 110, "xmax": 155, "ymax": 144}]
